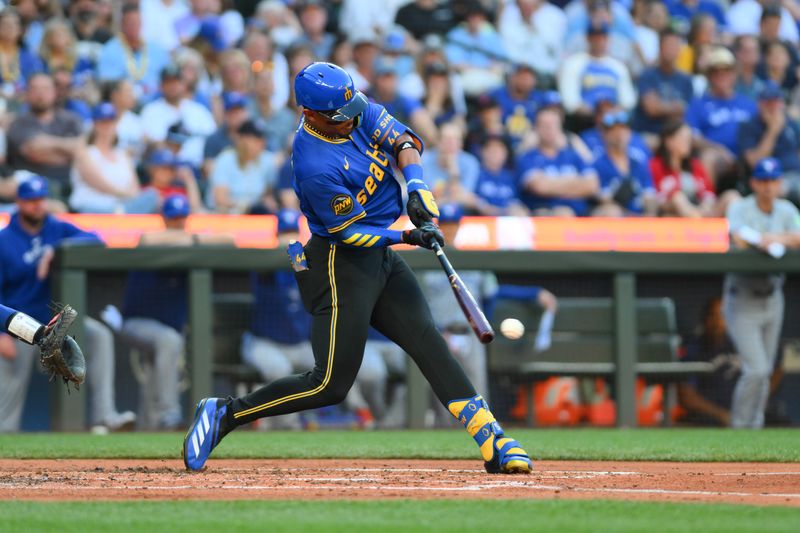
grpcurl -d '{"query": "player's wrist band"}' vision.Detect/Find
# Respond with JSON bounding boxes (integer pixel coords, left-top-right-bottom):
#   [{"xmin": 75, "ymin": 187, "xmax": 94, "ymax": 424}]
[
  {"xmin": 396, "ymin": 140, "xmax": 420, "ymax": 156},
  {"xmin": 403, "ymin": 164, "xmax": 426, "ymax": 193}
]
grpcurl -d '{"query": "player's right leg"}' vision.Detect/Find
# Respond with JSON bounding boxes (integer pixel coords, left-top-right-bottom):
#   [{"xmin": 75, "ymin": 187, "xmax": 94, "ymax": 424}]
[
  {"xmin": 371, "ymin": 251, "xmax": 532, "ymax": 474},
  {"xmin": 183, "ymin": 240, "xmax": 380, "ymax": 470}
]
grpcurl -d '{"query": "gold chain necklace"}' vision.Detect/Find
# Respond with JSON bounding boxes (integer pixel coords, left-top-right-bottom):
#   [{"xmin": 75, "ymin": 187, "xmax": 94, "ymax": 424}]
[
  {"xmin": 304, "ymin": 122, "xmax": 344, "ymax": 141},
  {"xmin": 119, "ymin": 34, "xmax": 148, "ymax": 81}
]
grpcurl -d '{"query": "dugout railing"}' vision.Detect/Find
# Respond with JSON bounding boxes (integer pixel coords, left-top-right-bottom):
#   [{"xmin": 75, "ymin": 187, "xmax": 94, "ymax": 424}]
[{"xmin": 50, "ymin": 246, "xmax": 800, "ymax": 431}]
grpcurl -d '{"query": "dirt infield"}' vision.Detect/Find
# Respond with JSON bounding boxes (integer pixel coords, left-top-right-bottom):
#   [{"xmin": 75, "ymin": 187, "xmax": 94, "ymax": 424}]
[{"xmin": 0, "ymin": 459, "xmax": 799, "ymax": 506}]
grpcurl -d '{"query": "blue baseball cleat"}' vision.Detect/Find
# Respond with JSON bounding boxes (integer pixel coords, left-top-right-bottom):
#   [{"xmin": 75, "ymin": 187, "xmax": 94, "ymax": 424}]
[
  {"xmin": 483, "ymin": 434, "xmax": 534, "ymax": 474},
  {"xmin": 182, "ymin": 398, "xmax": 228, "ymax": 471}
]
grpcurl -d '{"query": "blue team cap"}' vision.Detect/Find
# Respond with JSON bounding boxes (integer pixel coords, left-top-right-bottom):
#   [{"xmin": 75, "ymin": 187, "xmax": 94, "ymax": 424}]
[
  {"xmin": 147, "ymin": 149, "xmax": 176, "ymax": 167},
  {"xmin": 585, "ymin": 86, "xmax": 618, "ymax": 110},
  {"xmin": 162, "ymin": 193, "xmax": 191, "ymax": 219},
  {"xmin": 759, "ymin": 80, "xmax": 784, "ymax": 101},
  {"xmin": 437, "ymin": 203, "xmax": 464, "ymax": 224},
  {"xmin": 17, "ymin": 175, "xmax": 48, "ymax": 200},
  {"xmin": 587, "ymin": 20, "xmax": 610, "ymax": 36},
  {"xmin": 198, "ymin": 16, "xmax": 227, "ymax": 53},
  {"xmin": 277, "ymin": 208, "xmax": 301, "ymax": 233},
  {"xmin": 92, "ymin": 102, "xmax": 117, "ymax": 121},
  {"xmin": 223, "ymin": 91, "xmax": 248, "ymax": 111},
  {"xmin": 374, "ymin": 56, "xmax": 398, "ymax": 77},
  {"xmin": 752, "ymin": 158, "xmax": 782, "ymax": 180},
  {"xmin": 539, "ymin": 91, "xmax": 562, "ymax": 109},
  {"xmin": 384, "ymin": 30, "xmax": 406, "ymax": 52}
]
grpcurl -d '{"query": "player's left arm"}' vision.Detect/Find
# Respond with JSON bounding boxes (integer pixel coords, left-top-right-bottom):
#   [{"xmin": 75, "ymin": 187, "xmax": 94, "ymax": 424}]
[{"xmin": 362, "ymin": 103, "xmax": 439, "ymax": 228}]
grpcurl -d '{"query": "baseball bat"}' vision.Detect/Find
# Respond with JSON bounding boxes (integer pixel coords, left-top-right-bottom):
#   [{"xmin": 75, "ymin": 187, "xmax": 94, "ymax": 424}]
[{"xmin": 431, "ymin": 242, "xmax": 495, "ymax": 344}]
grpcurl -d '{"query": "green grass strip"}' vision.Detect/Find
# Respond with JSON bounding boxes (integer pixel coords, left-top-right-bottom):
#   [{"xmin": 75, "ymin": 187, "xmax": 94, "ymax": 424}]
[
  {"xmin": 1, "ymin": 500, "xmax": 798, "ymax": 533},
  {"xmin": 0, "ymin": 429, "xmax": 799, "ymax": 462}
]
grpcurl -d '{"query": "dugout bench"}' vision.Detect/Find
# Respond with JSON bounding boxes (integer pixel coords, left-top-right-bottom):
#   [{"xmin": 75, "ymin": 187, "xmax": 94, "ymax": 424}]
[{"xmin": 488, "ymin": 297, "xmax": 714, "ymax": 427}]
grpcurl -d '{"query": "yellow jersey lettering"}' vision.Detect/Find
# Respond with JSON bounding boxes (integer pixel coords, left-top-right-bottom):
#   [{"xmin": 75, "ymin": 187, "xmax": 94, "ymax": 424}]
[
  {"xmin": 366, "ymin": 144, "xmax": 389, "ymax": 167},
  {"xmin": 369, "ymin": 162, "xmax": 385, "ymax": 182},
  {"xmin": 365, "ymin": 176, "xmax": 377, "ymax": 194},
  {"xmin": 371, "ymin": 128, "xmax": 382, "ymax": 143},
  {"xmin": 356, "ymin": 190, "xmax": 368, "ymax": 205}
]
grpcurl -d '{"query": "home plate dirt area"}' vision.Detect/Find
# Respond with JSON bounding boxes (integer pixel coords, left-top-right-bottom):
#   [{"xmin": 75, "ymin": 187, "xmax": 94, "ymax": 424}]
[{"xmin": 0, "ymin": 459, "xmax": 798, "ymax": 506}]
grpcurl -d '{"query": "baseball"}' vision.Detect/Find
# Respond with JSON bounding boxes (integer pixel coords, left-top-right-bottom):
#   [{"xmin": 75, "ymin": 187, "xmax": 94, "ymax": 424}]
[{"xmin": 500, "ymin": 318, "xmax": 525, "ymax": 340}]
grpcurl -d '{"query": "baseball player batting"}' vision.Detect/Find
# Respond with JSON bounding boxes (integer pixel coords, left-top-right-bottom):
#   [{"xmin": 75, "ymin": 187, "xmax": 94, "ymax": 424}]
[{"xmin": 183, "ymin": 62, "xmax": 532, "ymax": 475}]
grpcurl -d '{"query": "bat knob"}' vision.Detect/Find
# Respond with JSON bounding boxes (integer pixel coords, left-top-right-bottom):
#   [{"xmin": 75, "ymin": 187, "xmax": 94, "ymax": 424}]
[{"xmin": 479, "ymin": 331, "xmax": 495, "ymax": 344}]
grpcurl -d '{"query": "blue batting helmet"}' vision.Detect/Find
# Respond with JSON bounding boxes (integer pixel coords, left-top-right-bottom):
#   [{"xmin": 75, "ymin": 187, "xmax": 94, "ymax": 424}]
[{"xmin": 294, "ymin": 62, "xmax": 368, "ymax": 127}]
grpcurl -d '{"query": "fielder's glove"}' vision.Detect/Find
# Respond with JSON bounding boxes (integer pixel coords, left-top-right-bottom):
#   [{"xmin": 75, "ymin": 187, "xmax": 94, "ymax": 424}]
[
  {"xmin": 38, "ymin": 305, "xmax": 86, "ymax": 391},
  {"xmin": 406, "ymin": 190, "xmax": 440, "ymax": 228},
  {"xmin": 402, "ymin": 222, "xmax": 445, "ymax": 249}
]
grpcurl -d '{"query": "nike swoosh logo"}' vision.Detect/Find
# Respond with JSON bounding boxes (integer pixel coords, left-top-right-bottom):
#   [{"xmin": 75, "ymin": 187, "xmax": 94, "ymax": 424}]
[{"xmin": 344, "ymin": 157, "xmax": 349, "ymax": 170}]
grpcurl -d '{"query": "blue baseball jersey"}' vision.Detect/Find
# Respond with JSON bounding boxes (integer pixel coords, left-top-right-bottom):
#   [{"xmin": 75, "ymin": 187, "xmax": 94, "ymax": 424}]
[
  {"xmin": 516, "ymin": 147, "xmax": 596, "ymax": 216},
  {"xmin": 122, "ymin": 271, "xmax": 188, "ymax": 331},
  {"xmin": 475, "ymin": 167, "xmax": 519, "ymax": 209},
  {"xmin": 593, "ymin": 153, "xmax": 655, "ymax": 214},
  {"xmin": 580, "ymin": 127, "xmax": 652, "ymax": 165},
  {"xmin": 685, "ymin": 93, "xmax": 757, "ymax": 153},
  {"xmin": 0, "ymin": 213, "xmax": 100, "ymax": 322},
  {"xmin": 292, "ymin": 102, "xmax": 421, "ymax": 245},
  {"xmin": 249, "ymin": 271, "xmax": 311, "ymax": 345},
  {"xmin": 491, "ymin": 86, "xmax": 542, "ymax": 142}
]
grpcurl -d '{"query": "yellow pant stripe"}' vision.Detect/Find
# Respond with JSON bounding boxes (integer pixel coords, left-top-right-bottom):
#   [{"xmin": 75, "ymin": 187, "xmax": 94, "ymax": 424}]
[
  {"xmin": 342, "ymin": 233, "xmax": 362, "ymax": 245},
  {"xmin": 479, "ymin": 435, "xmax": 495, "ymax": 461},
  {"xmin": 234, "ymin": 245, "xmax": 338, "ymax": 418},
  {"xmin": 466, "ymin": 409, "xmax": 496, "ymax": 437},
  {"xmin": 364, "ymin": 235, "xmax": 381, "ymax": 247},
  {"xmin": 354, "ymin": 234, "xmax": 372, "ymax": 246}
]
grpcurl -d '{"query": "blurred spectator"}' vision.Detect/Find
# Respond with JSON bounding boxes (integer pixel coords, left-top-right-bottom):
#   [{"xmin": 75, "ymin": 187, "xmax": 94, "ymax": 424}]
[
  {"xmin": 141, "ymin": 0, "xmax": 190, "ymax": 53},
  {"xmin": 398, "ymin": 34, "xmax": 466, "ymax": 110},
  {"xmin": 204, "ymin": 91, "xmax": 250, "ymax": 176},
  {"xmin": 217, "ymin": 49, "xmax": 253, "ymax": 103},
  {"xmin": 564, "ymin": 0, "xmax": 637, "ymax": 49},
  {"xmin": 444, "ymin": 2, "xmax": 508, "ymax": 96},
  {"xmin": 14, "ymin": 0, "xmax": 49, "ymax": 53},
  {"xmin": 675, "ymin": 13, "xmax": 718, "ymax": 76},
  {"xmin": 728, "ymin": 0, "xmax": 799, "ymax": 44},
  {"xmin": 143, "ymin": 148, "xmax": 204, "ymax": 212},
  {"xmin": 465, "ymin": 93, "xmax": 505, "ymax": 155},
  {"xmin": 756, "ymin": 41, "xmax": 798, "ymax": 98},
  {"xmin": 175, "ymin": 46, "xmax": 215, "ymax": 112},
  {"xmin": 564, "ymin": 0, "xmax": 640, "ymax": 71},
  {"xmin": 339, "ymin": 0, "xmax": 401, "ymax": 38},
  {"xmin": 218, "ymin": 1, "xmax": 246, "ymax": 50},
  {"xmin": 472, "ymin": 133, "xmax": 528, "ymax": 215},
  {"xmin": 738, "ymin": 81, "xmax": 800, "ymax": 194},
  {"xmin": 248, "ymin": 68, "xmax": 297, "ymax": 152},
  {"xmin": 632, "ymin": 0, "xmax": 669, "ymax": 67},
  {"xmin": 490, "ymin": 63, "xmax": 543, "ymax": 148},
  {"xmin": 685, "ymin": 46, "xmax": 757, "ymax": 182},
  {"xmin": 558, "ymin": 20, "xmax": 636, "ymax": 122},
  {"xmin": 0, "ymin": 7, "xmax": 43, "ymax": 98},
  {"xmin": 97, "ymin": 3, "xmax": 170, "ymax": 99},
  {"xmin": 252, "ymin": 0, "xmax": 303, "ymax": 51},
  {"xmin": 516, "ymin": 107, "xmax": 599, "ymax": 216},
  {"xmin": 678, "ymin": 297, "xmax": 738, "ymax": 427},
  {"xmin": 51, "ymin": 67, "xmax": 92, "ymax": 126},
  {"xmin": 70, "ymin": 103, "xmax": 158, "ymax": 214},
  {"xmin": 103, "ymin": 79, "xmax": 145, "ymax": 159},
  {"xmin": 347, "ymin": 29, "xmax": 380, "ymax": 92},
  {"xmin": 286, "ymin": 43, "xmax": 315, "ymax": 107},
  {"xmin": 592, "ymin": 110, "xmax": 657, "ymax": 216},
  {"xmin": 420, "ymin": 121, "xmax": 480, "ymax": 204},
  {"xmin": 370, "ymin": 57, "xmax": 438, "ymax": 146},
  {"xmin": 381, "ymin": 26, "xmax": 416, "ymax": 80},
  {"xmin": 68, "ymin": 0, "xmax": 113, "ymax": 46},
  {"xmin": 121, "ymin": 194, "xmax": 233, "ymax": 429},
  {"xmin": 240, "ymin": 32, "xmax": 290, "ymax": 111},
  {"xmin": 175, "ymin": 0, "xmax": 220, "ymax": 46},
  {"xmin": 140, "ymin": 64, "xmax": 216, "ymax": 164},
  {"xmin": 0, "ymin": 176, "xmax": 134, "ymax": 433},
  {"xmin": 665, "ymin": 0, "xmax": 727, "ymax": 35},
  {"xmin": 207, "ymin": 119, "xmax": 281, "ymax": 214},
  {"xmin": 632, "ymin": 28, "xmax": 694, "ymax": 137},
  {"xmin": 734, "ymin": 34, "xmax": 767, "ymax": 100},
  {"xmin": 421, "ymin": 62, "xmax": 466, "ymax": 130},
  {"xmin": 294, "ymin": 0, "xmax": 335, "ymax": 61},
  {"xmin": 498, "ymin": 0, "xmax": 566, "ymax": 77},
  {"xmin": 651, "ymin": 119, "xmax": 737, "ymax": 217},
  {"xmin": 6, "ymin": 73, "xmax": 83, "ymax": 193},
  {"xmin": 580, "ymin": 91, "xmax": 651, "ymax": 164},
  {"xmin": 394, "ymin": 0, "xmax": 456, "ymax": 39},
  {"xmin": 757, "ymin": 4, "xmax": 799, "ymax": 57},
  {"xmin": 39, "ymin": 18, "xmax": 94, "ymax": 84}
]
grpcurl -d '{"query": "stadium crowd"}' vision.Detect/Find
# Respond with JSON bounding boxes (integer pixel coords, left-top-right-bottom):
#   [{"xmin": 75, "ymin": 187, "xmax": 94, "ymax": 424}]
[{"xmin": 1, "ymin": 0, "xmax": 799, "ymax": 217}]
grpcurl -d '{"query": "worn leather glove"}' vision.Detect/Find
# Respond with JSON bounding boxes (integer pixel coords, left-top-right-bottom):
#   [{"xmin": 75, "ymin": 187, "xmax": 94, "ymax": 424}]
[
  {"xmin": 402, "ymin": 222, "xmax": 445, "ymax": 249},
  {"xmin": 406, "ymin": 190, "xmax": 440, "ymax": 228}
]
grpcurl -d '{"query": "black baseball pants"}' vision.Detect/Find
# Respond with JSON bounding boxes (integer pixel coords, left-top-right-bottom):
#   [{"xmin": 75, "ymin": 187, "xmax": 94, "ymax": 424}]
[{"xmin": 228, "ymin": 235, "xmax": 476, "ymax": 426}]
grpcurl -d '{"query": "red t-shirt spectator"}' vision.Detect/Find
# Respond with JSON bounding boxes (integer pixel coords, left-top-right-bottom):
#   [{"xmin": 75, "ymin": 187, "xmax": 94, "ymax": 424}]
[{"xmin": 649, "ymin": 156, "xmax": 716, "ymax": 205}]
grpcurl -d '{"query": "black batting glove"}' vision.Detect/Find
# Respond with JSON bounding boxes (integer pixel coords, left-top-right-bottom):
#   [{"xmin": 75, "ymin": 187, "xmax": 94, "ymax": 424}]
[
  {"xmin": 406, "ymin": 191, "xmax": 433, "ymax": 228},
  {"xmin": 402, "ymin": 222, "xmax": 445, "ymax": 249}
]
